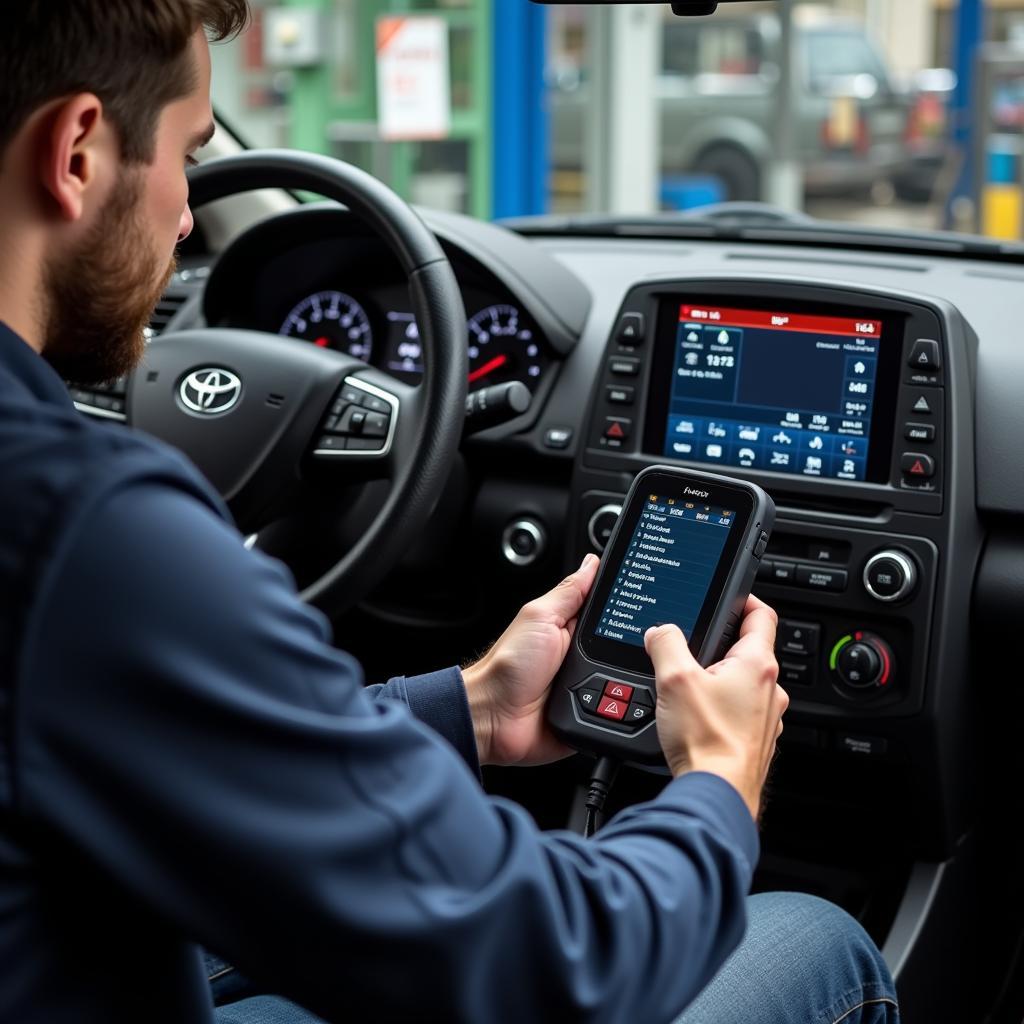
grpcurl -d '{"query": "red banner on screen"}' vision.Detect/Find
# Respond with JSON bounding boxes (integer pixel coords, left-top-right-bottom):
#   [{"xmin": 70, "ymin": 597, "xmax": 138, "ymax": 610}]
[{"xmin": 680, "ymin": 305, "xmax": 883, "ymax": 339}]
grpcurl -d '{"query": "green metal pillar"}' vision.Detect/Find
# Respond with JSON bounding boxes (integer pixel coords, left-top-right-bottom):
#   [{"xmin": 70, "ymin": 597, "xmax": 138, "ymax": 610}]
[{"xmin": 283, "ymin": 0, "xmax": 332, "ymax": 155}]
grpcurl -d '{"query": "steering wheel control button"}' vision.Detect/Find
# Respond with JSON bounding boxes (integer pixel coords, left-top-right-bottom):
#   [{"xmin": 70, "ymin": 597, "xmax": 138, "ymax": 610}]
[
  {"xmin": 596, "ymin": 696, "xmax": 628, "ymax": 722},
  {"xmin": 543, "ymin": 427, "xmax": 573, "ymax": 450},
  {"xmin": 315, "ymin": 435, "xmax": 347, "ymax": 451},
  {"xmin": 362, "ymin": 394, "xmax": 392, "ymax": 414},
  {"xmin": 901, "ymin": 452, "xmax": 935, "ymax": 479},
  {"xmin": 587, "ymin": 504, "xmax": 622, "ymax": 551},
  {"xmin": 314, "ymin": 378, "xmax": 398, "ymax": 459},
  {"xmin": 606, "ymin": 385, "xmax": 636, "ymax": 405},
  {"xmin": 904, "ymin": 422, "xmax": 935, "ymax": 443},
  {"xmin": 608, "ymin": 357, "xmax": 640, "ymax": 376},
  {"xmin": 863, "ymin": 551, "xmax": 917, "ymax": 603},
  {"xmin": 616, "ymin": 313, "xmax": 646, "ymax": 346},
  {"xmin": 361, "ymin": 412, "xmax": 390, "ymax": 438},
  {"xmin": 778, "ymin": 621, "xmax": 820, "ymax": 657},
  {"xmin": 603, "ymin": 681, "xmax": 634, "ymax": 702},
  {"xmin": 795, "ymin": 565, "xmax": 848, "ymax": 592},
  {"xmin": 501, "ymin": 519, "xmax": 546, "ymax": 567},
  {"xmin": 576, "ymin": 687, "xmax": 603, "ymax": 714}
]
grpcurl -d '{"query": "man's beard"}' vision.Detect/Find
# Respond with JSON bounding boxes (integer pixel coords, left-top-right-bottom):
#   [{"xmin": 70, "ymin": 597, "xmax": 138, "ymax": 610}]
[{"xmin": 42, "ymin": 172, "xmax": 176, "ymax": 385}]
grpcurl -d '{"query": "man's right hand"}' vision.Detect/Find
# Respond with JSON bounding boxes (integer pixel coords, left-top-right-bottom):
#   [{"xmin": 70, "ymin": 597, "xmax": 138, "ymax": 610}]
[{"xmin": 644, "ymin": 595, "xmax": 787, "ymax": 822}]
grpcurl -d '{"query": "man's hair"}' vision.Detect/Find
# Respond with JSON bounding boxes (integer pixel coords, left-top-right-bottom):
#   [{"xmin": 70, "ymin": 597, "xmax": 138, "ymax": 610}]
[{"xmin": 0, "ymin": 1, "xmax": 250, "ymax": 164}]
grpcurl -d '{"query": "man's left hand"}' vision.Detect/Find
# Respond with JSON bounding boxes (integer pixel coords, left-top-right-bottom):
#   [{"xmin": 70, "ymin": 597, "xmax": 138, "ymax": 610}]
[{"xmin": 462, "ymin": 554, "xmax": 600, "ymax": 766}]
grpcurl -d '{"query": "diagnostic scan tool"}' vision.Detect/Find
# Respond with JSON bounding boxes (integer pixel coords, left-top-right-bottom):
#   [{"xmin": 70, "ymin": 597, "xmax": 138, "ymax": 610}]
[{"xmin": 548, "ymin": 466, "xmax": 774, "ymax": 770}]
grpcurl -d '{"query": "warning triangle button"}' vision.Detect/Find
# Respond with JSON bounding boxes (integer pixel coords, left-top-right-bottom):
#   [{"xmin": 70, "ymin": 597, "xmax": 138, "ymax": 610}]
[
  {"xmin": 604, "ymin": 418, "xmax": 631, "ymax": 441},
  {"xmin": 912, "ymin": 396, "xmax": 931, "ymax": 414}
]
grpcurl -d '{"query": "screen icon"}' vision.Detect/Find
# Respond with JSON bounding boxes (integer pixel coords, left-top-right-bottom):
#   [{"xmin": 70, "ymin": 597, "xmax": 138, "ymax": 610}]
[
  {"xmin": 675, "ymin": 420, "xmax": 695, "ymax": 434},
  {"xmin": 706, "ymin": 444, "xmax": 724, "ymax": 458},
  {"xmin": 672, "ymin": 442, "xmax": 693, "ymax": 455},
  {"xmin": 772, "ymin": 431, "xmax": 793, "ymax": 445},
  {"xmin": 738, "ymin": 426, "xmax": 760, "ymax": 441},
  {"xmin": 804, "ymin": 456, "xmax": 823, "ymax": 473},
  {"xmin": 808, "ymin": 435, "xmax": 825, "ymax": 451},
  {"xmin": 770, "ymin": 450, "xmax": 791, "ymax": 467}
]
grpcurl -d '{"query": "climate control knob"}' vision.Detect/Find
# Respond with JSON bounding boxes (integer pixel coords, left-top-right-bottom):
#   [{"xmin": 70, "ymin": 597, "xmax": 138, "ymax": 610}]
[
  {"xmin": 830, "ymin": 632, "xmax": 894, "ymax": 691},
  {"xmin": 863, "ymin": 550, "xmax": 917, "ymax": 603}
]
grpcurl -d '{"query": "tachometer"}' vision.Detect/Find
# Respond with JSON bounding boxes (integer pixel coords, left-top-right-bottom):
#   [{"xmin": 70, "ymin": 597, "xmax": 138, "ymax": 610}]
[
  {"xmin": 279, "ymin": 291, "xmax": 373, "ymax": 361},
  {"xmin": 467, "ymin": 304, "xmax": 545, "ymax": 392}
]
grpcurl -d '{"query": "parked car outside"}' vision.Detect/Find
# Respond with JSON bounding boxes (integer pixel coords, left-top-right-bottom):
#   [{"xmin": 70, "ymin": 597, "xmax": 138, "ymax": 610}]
[{"xmin": 549, "ymin": 12, "xmax": 912, "ymax": 202}]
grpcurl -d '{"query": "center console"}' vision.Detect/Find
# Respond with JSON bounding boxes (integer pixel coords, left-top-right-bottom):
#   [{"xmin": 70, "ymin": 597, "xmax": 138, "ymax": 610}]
[{"xmin": 568, "ymin": 279, "xmax": 975, "ymax": 838}]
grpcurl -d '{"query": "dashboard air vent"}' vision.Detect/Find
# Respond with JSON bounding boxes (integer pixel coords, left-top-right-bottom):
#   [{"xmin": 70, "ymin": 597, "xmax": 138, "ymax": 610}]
[{"xmin": 146, "ymin": 293, "xmax": 188, "ymax": 339}]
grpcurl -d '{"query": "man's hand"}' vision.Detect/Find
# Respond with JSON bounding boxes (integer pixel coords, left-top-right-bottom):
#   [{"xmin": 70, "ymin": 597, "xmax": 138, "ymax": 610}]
[
  {"xmin": 463, "ymin": 554, "xmax": 600, "ymax": 766},
  {"xmin": 645, "ymin": 595, "xmax": 788, "ymax": 822}
]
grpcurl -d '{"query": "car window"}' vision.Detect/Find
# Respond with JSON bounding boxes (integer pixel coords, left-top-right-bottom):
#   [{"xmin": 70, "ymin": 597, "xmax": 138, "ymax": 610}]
[
  {"xmin": 208, "ymin": 0, "xmax": 1021, "ymax": 241},
  {"xmin": 802, "ymin": 29, "xmax": 889, "ymax": 90}
]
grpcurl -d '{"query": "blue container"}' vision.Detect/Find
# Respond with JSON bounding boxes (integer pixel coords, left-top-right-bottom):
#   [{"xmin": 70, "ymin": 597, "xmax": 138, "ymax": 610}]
[
  {"xmin": 660, "ymin": 175, "xmax": 726, "ymax": 211},
  {"xmin": 987, "ymin": 135, "xmax": 1021, "ymax": 185}
]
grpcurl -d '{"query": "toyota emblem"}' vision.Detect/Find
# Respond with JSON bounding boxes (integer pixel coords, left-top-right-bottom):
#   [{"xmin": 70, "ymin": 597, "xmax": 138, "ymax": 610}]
[{"xmin": 179, "ymin": 368, "xmax": 242, "ymax": 415}]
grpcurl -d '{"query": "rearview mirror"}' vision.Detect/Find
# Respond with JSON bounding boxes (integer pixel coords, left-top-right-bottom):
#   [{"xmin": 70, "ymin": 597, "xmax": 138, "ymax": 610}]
[{"xmin": 530, "ymin": 0, "xmax": 775, "ymax": 15}]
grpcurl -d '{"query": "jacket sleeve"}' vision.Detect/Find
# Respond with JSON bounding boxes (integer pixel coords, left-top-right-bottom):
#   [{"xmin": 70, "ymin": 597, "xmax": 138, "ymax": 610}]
[
  {"xmin": 367, "ymin": 668, "xmax": 480, "ymax": 777},
  {"xmin": 17, "ymin": 476, "xmax": 759, "ymax": 1024}
]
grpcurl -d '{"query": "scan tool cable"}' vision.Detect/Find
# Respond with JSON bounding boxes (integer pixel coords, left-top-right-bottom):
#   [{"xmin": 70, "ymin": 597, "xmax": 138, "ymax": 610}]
[{"xmin": 582, "ymin": 756, "xmax": 620, "ymax": 838}]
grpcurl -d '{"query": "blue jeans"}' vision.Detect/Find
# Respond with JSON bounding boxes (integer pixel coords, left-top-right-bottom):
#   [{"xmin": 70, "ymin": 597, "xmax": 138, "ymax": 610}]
[{"xmin": 211, "ymin": 892, "xmax": 898, "ymax": 1024}]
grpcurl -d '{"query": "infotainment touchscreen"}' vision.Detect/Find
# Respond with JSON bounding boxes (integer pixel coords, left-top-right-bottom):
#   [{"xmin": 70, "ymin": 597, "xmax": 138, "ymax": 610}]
[{"xmin": 646, "ymin": 301, "xmax": 897, "ymax": 483}]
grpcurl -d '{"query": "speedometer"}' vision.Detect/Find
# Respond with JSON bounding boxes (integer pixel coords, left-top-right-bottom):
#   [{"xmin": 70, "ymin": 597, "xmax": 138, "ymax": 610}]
[
  {"xmin": 279, "ymin": 291, "xmax": 373, "ymax": 361},
  {"xmin": 466, "ymin": 304, "xmax": 546, "ymax": 392}
]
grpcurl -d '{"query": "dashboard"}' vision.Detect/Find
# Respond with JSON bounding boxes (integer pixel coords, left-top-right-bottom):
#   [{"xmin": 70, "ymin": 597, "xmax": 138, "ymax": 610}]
[
  {"xmin": 202, "ymin": 207, "xmax": 556, "ymax": 397},
  {"xmin": 139, "ymin": 198, "xmax": 1024, "ymax": 1023}
]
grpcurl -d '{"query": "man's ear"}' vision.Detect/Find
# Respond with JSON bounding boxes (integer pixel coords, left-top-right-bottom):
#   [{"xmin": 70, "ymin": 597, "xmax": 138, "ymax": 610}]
[{"xmin": 37, "ymin": 94, "xmax": 110, "ymax": 223}]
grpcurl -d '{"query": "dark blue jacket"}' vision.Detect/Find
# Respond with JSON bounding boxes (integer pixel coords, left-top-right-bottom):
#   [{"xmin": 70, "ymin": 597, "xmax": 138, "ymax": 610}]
[{"xmin": 0, "ymin": 321, "xmax": 758, "ymax": 1023}]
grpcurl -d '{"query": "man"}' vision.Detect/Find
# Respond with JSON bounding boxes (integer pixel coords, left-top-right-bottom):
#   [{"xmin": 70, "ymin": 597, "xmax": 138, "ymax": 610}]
[{"xmin": 0, "ymin": 3, "xmax": 898, "ymax": 1022}]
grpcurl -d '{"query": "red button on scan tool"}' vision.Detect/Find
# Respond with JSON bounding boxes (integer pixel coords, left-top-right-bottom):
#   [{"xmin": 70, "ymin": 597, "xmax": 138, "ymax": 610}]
[
  {"xmin": 603, "ymin": 681, "xmax": 634, "ymax": 702},
  {"xmin": 596, "ymin": 696, "xmax": 628, "ymax": 721}
]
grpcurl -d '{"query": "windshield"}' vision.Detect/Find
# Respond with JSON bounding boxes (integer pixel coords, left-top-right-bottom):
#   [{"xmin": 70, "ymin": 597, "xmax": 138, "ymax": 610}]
[{"xmin": 210, "ymin": 0, "xmax": 1022, "ymax": 242}]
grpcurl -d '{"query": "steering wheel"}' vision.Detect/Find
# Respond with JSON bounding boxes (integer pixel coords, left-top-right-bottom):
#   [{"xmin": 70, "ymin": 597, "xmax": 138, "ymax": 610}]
[{"xmin": 127, "ymin": 150, "xmax": 467, "ymax": 616}]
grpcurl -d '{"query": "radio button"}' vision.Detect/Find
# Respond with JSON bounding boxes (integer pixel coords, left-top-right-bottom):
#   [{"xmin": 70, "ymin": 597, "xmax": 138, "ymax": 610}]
[
  {"xmin": 606, "ymin": 385, "xmax": 635, "ymax": 405},
  {"xmin": 616, "ymin": 313, "xmax": 645, "ymax": 346},
  {"xmin": 795, "ymin": 565, "xmax": 848, "ymax": 592},
  {"xmin": 908, "ymin": 339, "xmax": 941, "ymax": 372},
  {"xmin": 609, "ymin": 357, "xmax": 640, "ymax": 376},
  {"xmin": 770, "ymin": 561, "xmax": 796, "ymax": 584},
  {"xmin": 904, "ymin": 422, "xmax": 935, "ymax": 443}
]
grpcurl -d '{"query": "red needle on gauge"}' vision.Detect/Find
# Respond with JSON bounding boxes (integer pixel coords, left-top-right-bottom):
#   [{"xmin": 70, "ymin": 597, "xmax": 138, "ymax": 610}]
[{"xmin": 468, "ymin": 353, "xmax": 507, "ymax": 384}]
